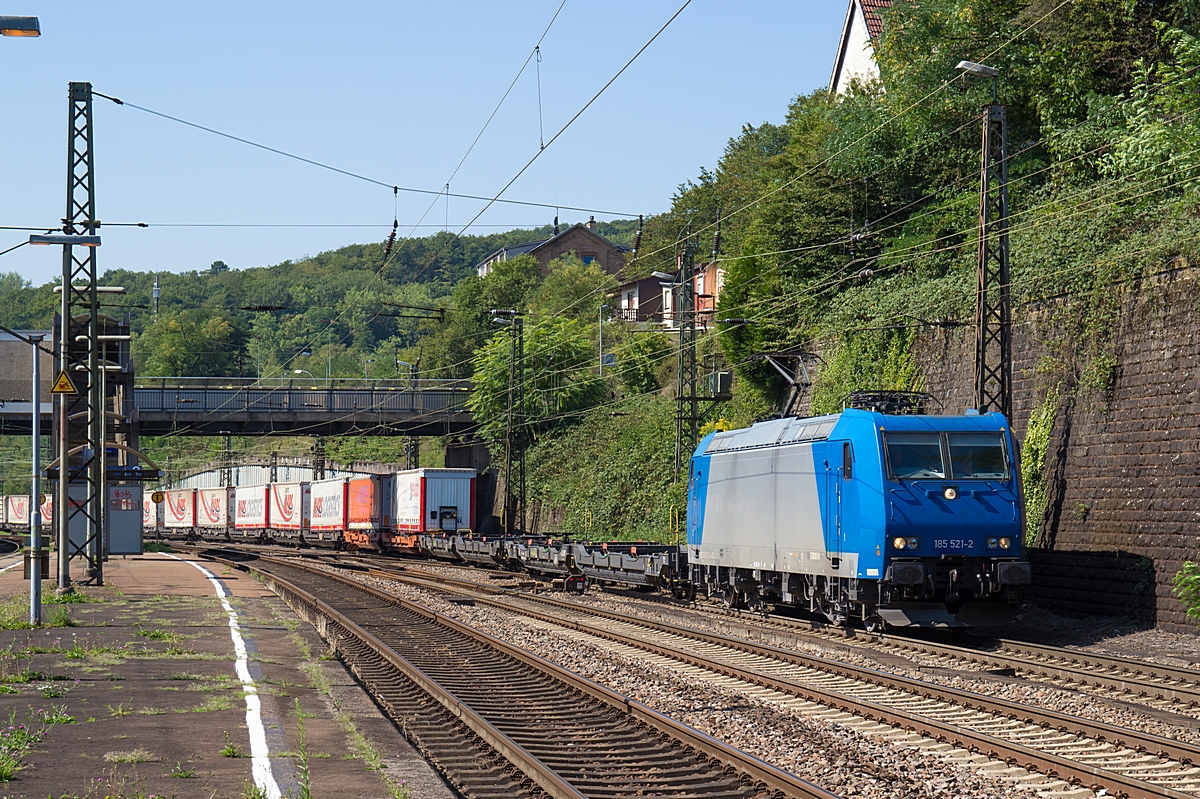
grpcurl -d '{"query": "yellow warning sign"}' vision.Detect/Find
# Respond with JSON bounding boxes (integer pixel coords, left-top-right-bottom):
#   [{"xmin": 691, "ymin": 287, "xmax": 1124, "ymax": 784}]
[
  {"xmin": 50, "ymin": 370, "xmax": 77, "ymax": 395},
  {"xmin": 151, "ymin": 491, "xmax": 164, "ymax": 504}
]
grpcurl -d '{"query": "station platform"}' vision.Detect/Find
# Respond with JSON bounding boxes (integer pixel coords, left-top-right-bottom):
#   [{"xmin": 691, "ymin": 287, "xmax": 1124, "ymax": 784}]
[{"xmin": 0, "ymin": 550, "xmax": 453, "ymax": 799}]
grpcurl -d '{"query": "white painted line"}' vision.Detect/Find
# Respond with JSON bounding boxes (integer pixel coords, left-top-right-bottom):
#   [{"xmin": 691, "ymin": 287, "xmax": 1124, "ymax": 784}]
[
  {"xmin": 0, "ymin": 561, "xmax": 22, "ymax": 573},
  {"xmin": 166, "ymin": 553, "xmax": 282, "ymax": 799}
]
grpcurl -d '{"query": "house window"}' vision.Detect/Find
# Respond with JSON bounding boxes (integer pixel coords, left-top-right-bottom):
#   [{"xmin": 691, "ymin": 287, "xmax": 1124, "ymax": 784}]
[
  {"xmin": 581, "ymin": 252, "xmax": 597, "ymax": 265},
  {"xmin": 626, "ymin": 291, "xmax": 635, "ymax": 309}
]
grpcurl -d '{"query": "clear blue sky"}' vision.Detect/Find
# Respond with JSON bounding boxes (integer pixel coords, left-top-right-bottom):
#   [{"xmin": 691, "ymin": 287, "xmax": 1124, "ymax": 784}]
[{"xmin": 1, "ymin": 2, "xmax": 845, "ymax": 285}]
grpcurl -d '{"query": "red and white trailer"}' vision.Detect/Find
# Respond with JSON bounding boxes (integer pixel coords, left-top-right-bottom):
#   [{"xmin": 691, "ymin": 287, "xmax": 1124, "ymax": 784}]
[
  {"xmin": 234, "ymin": 485, "xmax": 269, "ymax": 533},
  {"xmin": 269, "ymin": 482, "xmax": 310, "ymax": 538},
  {"xmin": 142, "ymin": 494, "xmax": 163, "ymax": 534},
  {"xmin": 5, "ymin": 496, "xmax": 29, "ymax": 528},
  {"xmin": 309, "ymin": 478, "xmax": 347, "ymax": 542},
  {"xmin": 197, "ymin": 487, "xmax": 233, "ymax": 531},
  {"xmin": 163, "ymin": 489, "xmax": 196, "ymax": 530},
  {"xmin": 39, "ymin": 494, "xmax": 53, "ymax": 527}
]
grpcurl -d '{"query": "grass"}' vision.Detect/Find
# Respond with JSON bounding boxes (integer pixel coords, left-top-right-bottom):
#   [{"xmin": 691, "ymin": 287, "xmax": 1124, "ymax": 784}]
[
  {"xmin": 287, "ymin": 624, "xmax": 410, "ymax": 799},
  {"xmin": 103, "ymin": 748, "xmax": 159, "ymax": 764},
  {"xmin": 294, "ymin": 699, "xmax": 312, "ymax": 799},
  {"xmin": 0, "ymin": 595, "xmax": 75, "ymax": 630},
  {"xmin": 106, "ymin": 702, "xmax": 132, "ymax": 717},
  {"xmin": 45, "ymin": 587, "xmax": 99, "ymax": 604},
  {"xmin": 142, "ymin": 541, "xmax": 173, "ymax": 553},
  {"xmin": 187, "ymin": 695, "xmax": 234, "ymax": 713},
  {"xmin": 170, "ymin": 760, "xmax": 196, "ymax": 778},
  {"xmin": 133, "ymin": 625, "xmax": 181, "ymax": 643}
]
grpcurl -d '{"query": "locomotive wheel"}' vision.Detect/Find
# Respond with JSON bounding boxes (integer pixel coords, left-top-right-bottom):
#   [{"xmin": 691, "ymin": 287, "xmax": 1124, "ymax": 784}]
[
  {"xmin": 864, "ymin": 614, "xmax": 886, "ymax": 634},
  {"xmin": 722, "ymin": 587, "xmax": 740, "ymax": 609}
]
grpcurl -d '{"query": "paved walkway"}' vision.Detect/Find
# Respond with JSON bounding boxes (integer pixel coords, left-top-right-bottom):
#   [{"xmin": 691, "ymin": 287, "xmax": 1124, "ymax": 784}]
[{"xmin": 0, "ymin": 551, "xmax": 455, "ymax": 799}]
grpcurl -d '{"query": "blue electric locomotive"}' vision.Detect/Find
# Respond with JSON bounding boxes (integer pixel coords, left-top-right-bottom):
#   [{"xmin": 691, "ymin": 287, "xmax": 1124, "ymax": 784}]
[{"xmin": 687, "ymin": 408, "xmax": 1031, "ymax": 629}]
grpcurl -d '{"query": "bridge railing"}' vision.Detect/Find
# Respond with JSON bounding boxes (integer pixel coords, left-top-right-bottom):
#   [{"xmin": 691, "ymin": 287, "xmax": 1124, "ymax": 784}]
[
  {"xmin": 133, "ymin": 376, "xmax": 470, "ymax": 391},
  {"xmin": 133, "ymin": 378, "xmax": 473, "ymax": 415}
]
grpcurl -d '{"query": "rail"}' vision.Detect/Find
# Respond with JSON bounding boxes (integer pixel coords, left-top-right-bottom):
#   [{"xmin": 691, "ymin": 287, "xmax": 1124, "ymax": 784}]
[
  {"xmin": 368, "ymin": 563, "xmax": 1200, "ymax": 799},
  {"xmin": 195, "ymin": 547, "xmax": 840, "ymax": 799}
]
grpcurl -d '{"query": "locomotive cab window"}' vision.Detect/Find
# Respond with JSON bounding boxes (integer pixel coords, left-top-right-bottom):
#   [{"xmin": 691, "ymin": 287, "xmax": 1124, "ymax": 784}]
[
  {"xmin": 948, "ymin": 432, "xmax": 1009, "ymax": 479},
  {"xmin": 884, "ymin": 432, "xmax": 945, "ymax": 480}
]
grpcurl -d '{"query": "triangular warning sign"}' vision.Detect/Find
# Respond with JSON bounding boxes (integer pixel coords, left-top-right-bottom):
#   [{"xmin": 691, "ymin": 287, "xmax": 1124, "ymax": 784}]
[{"xmin": 50, "ymin": 370, "xmax": 77, "ymax": 395}]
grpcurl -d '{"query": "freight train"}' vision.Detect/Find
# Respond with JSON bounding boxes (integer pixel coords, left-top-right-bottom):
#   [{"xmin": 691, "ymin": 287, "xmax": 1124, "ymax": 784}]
[
  {"xmin": 686, "ymin": 407, "xmax": 1030, "ymax": 629},
  {"xmin": 93, "ymin": 403, "xmax": 1033, "ymax": 629},
  {"xmin": 145, "ymin": 468, "xmax": 476, "ymax": 553}
]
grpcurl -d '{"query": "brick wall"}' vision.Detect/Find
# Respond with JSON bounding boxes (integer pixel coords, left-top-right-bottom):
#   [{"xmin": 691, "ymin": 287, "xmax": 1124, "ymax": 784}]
[{"xmin": 912, "ymin": 265, "xmax": 1200, "ymax": 631}]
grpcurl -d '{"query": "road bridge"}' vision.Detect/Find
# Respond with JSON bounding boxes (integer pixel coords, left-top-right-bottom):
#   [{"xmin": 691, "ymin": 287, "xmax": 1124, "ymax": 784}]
[{"xmin": 0, "ymin": 377, "xmax": 476, "ymax": 437}]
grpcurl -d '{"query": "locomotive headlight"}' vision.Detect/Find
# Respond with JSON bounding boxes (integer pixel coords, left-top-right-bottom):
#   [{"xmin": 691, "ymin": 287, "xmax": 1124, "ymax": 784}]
[
  {"xmin": 986, "ymin": 537, "xmax": 999, "ymax": 549},
  {"xmin": 892, "ymin": 536, "xmax": 907, "ymax": 550},
  {"xmin": 998, "ymin": 536, "xmax": 1013, "ymax": 550},
  {"xmin": 907, "ymin": 537, "xmax": 920, "ymax": 550},
  {"xmin": 942, "ymin": 486, "xmax": 958, "ymax": 500}
]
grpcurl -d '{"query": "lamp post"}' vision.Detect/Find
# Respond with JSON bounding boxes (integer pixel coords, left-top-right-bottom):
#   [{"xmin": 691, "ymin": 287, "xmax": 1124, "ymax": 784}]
[
  {"xmin": 363, "ymin": 358, "xmax": 374, "ymax": 381},
  {"xmin": 0, "ymin": 16, "xmax": 40, "ymax": 36},
  {"xmin": 599, "ymin": 304, "xmax": 608, "ymax": 375},
  {"xmin": 293, "ymin": 369, "xmax": 314, "ymax": 381},
  {"xmin": 29, "ymin": 334, "xmax": 43, "ymax": 625},
  {"xmin": 956, "ymin": 59, "xmax": 1011, "ymax": 420}
]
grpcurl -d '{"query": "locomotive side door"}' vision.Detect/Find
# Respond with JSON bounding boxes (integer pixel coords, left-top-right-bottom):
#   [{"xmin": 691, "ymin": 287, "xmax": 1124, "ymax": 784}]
[{"xmin": 823, "ymin": 443, "xmax": 846, "ymax": 568}]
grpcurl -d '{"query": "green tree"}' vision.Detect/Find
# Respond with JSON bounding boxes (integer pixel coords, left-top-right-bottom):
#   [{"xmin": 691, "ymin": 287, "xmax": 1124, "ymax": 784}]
[
  {"xmin": 467, "ymin": 316, "xmax": 604, "ymax": 445},
  {"xmin": 134, "ymin": 310, "xmax": 248, "ymax": 376}
]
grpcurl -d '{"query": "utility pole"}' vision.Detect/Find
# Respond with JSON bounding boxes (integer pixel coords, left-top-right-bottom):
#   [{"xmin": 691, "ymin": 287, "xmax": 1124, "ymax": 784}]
[
  {"xmin": 56, "ymin": 81, "xmax": 105, "ymax": 588},
  {"xmin": 405, "ymin": 358, "xmax": 420, "ymax": 470},
  {"xmin": 963, "ymin": 61, "xmax": 1012, "ymax": 419},
  {"xmin": 152, "ymin": 274, "xmax": 160, "ymax": 318},
  {"xmin": 674, "ymin": 232, "xmax": 698, "ymax": 479}
]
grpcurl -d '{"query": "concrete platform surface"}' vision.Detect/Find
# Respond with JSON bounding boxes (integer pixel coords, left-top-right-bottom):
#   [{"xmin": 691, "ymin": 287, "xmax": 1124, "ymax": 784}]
[{"xmin": 0, "ymin": 550, "xmax": 456, "ymax": 799}]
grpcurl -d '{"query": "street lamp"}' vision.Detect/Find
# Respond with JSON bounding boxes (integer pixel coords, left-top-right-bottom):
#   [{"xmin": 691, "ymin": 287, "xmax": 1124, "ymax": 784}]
[
  {"xmin": 363, "ymin": 358, "xmax": 374, "ymax": 380},
  {"xmin": 29, "ymin": 334, "xmax": 43, "ymax": 625},
  {"xmin": 599, "ymin": 304, "xmax": 609, "ymax": 375},
  {"xmin": 956, "ymin": 60, "xmax": 999, "ymax": 100},
  {"xmin": 293, "ymin": 369, "xmax": 314, "ymax": 381},
  {"xmin": 0, "ymin": 16, "xmax": 39, "ymax": 37}
]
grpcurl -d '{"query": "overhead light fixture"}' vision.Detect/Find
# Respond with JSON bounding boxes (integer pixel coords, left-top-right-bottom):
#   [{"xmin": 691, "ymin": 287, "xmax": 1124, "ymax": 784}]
[
  {"xmin": 955, "ymin": 60, "xmax": 999, "ymax": 78},
  {"xmin": 651, "ymin": 271, "xmax": 676, "ymax": 282},
  {"xmin": 29, "ymin": 234, "xmax": 101, "ymax": 247},
  {"xmin": 0, "ymin": 16, "xmax": 40, "ymax": 37}
]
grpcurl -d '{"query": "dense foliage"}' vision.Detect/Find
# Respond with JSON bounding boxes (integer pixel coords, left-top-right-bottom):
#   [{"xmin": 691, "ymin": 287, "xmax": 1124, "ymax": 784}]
[{"xmin": 7, "ymin": 1, "xmax": 1200, "ymax": 549}]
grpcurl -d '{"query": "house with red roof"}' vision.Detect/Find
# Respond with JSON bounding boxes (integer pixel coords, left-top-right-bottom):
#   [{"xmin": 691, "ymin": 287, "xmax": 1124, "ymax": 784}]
[{"xmin": 830, "ymin": 0, "xmax": 893, "ymax": 95}]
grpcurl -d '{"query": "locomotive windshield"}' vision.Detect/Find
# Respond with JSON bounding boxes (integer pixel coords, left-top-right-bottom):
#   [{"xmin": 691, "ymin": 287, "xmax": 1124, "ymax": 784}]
[
  {"xmin": 948, "ymin": 432, "xmax": 1008, "ymax": 479},
  {"xmin": 884, "ymin": 433, "xmax": 945, "ymax": 479}
]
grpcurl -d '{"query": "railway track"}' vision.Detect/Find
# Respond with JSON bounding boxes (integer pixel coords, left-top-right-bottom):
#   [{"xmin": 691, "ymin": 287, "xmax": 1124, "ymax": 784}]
[
  {"xmin": 174, "ymin": 537, "xmax": 1200, "ymax": 713},
  {"xmin": 344, "ymin": 559, "xmax": 1200, "ymax": 799},
  {"xmin": 198, "ymin": 547, "xmax": 840, "ymax": 799}
]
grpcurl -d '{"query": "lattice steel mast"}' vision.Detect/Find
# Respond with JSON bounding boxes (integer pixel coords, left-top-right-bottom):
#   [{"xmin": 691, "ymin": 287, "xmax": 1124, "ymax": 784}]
[
  {"xmin": 968, "ymin": 66, "xmax": 1011, "ymax": 419},
  {"xmin": 56, "ymin": 81, "xmax": 105, "ymax": 587}
]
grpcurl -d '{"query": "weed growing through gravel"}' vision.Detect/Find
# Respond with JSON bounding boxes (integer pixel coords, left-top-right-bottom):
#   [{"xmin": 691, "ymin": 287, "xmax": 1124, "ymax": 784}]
[
  {"xmin": 45, "ymin": 587, "xmax": 99, "ymax": 604},
  {"xmin": 221, "ymin": 730, "xmax": 243, "ymax": 758},
  {"xmin": 170, "ymin": 760, "xmax": 195, "ymax": 778},
  {"xmin": 0, "ymin": 595, "xmax": 74, "ymax": 629},
  {"xmin": 106, "ymin": 702, "xmax": 132, "ymax": 717},
  {"xmin": 241, "ymin": 779, "xmax": 268, "ymax": 799}
]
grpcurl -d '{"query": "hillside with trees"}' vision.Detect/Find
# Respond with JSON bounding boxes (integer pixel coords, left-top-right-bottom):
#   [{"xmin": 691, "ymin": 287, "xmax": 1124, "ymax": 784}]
[{"xmin": 4, "ymin": 0, "xmax": 1200, "ymax": 550}]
